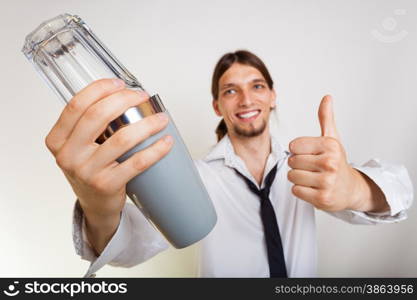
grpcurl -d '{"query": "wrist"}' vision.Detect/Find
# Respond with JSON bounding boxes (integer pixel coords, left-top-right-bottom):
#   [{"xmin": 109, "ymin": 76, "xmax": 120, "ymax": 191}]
[
  {"xmin": 83, "ymin": 211, "xmax": 121, "ymax": 256},
  {"xmin": 347, "ymin": 168, "xmax": 372, "ymax": 211},
  {"xmin": 79, "ymin": 198, "xmax": 122, "ymax": 229},
  {"xmin": 347, "ymin": 168, "xmax": 389, "ymax": 213},
  {"xmin": 83, "ymin": 208, "xmax": 122, "ymax": 239},
  {"xmin": 80, "ymin": 203, "xmax": 122, "ymax": 255}
]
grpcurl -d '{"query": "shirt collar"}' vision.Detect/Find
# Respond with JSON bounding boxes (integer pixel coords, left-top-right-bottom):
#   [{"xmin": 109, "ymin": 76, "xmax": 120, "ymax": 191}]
[{"xmin": 204, "ymin": 134, "xmax": 289, "ymax": 188}]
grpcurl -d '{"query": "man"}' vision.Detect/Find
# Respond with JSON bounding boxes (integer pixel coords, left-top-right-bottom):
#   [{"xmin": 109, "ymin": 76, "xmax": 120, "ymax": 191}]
[{"xmin": 46, "ymin": 50, "xmax": 413, "ymax": 278}]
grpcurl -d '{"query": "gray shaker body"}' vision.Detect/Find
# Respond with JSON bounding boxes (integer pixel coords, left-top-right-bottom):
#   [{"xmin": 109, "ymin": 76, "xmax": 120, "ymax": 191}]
[{"xmin": 118, "ymin": 113, "xmax": 217, "ymax": 248}]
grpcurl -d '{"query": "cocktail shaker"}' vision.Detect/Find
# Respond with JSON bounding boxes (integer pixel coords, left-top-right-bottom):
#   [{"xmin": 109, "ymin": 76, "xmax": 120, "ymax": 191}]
[{"xmin": 22, "ymin": 13, "xmax": 217, "ymax": 248}]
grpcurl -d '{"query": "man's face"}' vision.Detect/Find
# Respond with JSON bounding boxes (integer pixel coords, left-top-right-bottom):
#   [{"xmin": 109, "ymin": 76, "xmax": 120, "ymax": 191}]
[{"xmin": 213, "ymin": 63, "xmax": 276, "ymax": 138}]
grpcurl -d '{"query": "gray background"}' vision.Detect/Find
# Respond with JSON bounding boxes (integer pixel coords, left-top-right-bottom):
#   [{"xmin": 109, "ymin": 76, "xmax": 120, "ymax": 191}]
[{"xmin": 0, "ymin": 0, "xmax": 415, "ymax": 277}]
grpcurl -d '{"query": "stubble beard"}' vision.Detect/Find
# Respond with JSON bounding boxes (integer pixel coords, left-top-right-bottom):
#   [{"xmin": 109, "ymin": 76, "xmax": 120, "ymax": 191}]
[{"xmin": 233, "ymin": 119, "xmax": 267, "ymax": 138}]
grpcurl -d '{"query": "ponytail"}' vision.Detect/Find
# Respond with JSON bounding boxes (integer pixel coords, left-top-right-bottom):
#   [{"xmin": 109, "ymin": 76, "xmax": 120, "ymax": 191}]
[{"xmin": 215, "ymin": 119, "xmax": 227, "ymax": 142}]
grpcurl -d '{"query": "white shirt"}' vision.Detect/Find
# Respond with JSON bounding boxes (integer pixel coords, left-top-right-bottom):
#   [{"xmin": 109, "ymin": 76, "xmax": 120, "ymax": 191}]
[{"xmin": 72, "ymin": 135, "xmax": 413, "ymax": 278}]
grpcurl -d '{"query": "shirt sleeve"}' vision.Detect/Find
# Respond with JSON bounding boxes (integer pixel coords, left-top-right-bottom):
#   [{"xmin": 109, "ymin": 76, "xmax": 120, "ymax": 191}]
[
  {"xmin": 327, "ymin": 158, "xmax": 414, "ymax": 225},
  {"xmin": 72, "ymin": 200, "xmax": 169, "ymax": 278}
]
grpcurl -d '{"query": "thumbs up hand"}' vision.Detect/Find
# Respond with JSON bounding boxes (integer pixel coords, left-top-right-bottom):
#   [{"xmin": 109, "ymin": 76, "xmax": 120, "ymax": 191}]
[{"xmin": 287, "ymin": 95, "xmax": 387, "ymax": 212}]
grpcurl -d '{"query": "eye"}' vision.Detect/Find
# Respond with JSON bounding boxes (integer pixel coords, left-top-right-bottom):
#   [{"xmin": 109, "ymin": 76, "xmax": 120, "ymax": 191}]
[
  {"xmin": 224, "ymin": 89, "xmax": 236, "ymax": 95},
  {"xmin": 254, "ymin": 84, "xmax": 265, "ymax": 89}
]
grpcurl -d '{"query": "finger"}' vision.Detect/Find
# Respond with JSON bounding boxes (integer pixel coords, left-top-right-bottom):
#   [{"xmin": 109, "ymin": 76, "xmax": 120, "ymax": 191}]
[
  {"xmin": 287, "ymin": 169, "xmax": 323, "ymax": 188},
  {"xmin": 46, "ymin": 78, "xmax": 125, "ymax": 155},
  {"xmin": 288, "ymin": 154, "xmax": 321, "ymax": 172},
  {"xmin": 68, "ymin": 89, "xmax": 149, "ymax": 148},
  {"xmin": 109, "ymin": 135, "xmax": 174, "ymax": 186},
  {"xmin": 87, "ymin": 113, "xmax": 169, "ymax": 171},
  {"xmin": 291, "ymin": 185, "xmax": 320, "ymax": 206},
  {"xmin": 289, "ymin": 137, "xmax": 325, "ymax": 155},
  {"xmin": 318, "ymin": 95, "xmax": 340, "ymax": 139}
]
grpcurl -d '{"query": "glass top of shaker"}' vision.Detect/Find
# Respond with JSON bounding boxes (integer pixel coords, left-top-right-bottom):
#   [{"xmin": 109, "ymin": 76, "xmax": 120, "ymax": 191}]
[
  {"xmin": 22, "ymin": 13, "xmax": 82, "ymax": 59},
  {"xmin": 22, "ymin": 13, "xmax": 145, "ymax": 91}
]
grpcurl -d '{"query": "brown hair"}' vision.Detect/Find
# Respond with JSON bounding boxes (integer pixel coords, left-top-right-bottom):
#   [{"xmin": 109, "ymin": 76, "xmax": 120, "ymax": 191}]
[{"xmin": 211, "ymin": 50, "xmax": 274, "ymax": 141}]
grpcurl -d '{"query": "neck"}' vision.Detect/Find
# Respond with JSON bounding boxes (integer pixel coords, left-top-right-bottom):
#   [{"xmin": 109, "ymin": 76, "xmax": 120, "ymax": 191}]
[{"xmin": 228, "ymin": 128, "xmax": 272, "ymax": 185}]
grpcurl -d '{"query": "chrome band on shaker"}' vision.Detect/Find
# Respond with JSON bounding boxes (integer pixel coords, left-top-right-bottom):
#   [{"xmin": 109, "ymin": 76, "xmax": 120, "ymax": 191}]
[{"xmin": 96, "ymin": 94, "xmax": 166, "ymax": 144}]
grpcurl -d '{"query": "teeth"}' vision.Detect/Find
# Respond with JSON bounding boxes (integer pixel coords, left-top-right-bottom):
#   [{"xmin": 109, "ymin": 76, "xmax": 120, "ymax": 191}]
[{"xmin": 238, "ymin": 110, "xmax": 259, "ymax": 119}]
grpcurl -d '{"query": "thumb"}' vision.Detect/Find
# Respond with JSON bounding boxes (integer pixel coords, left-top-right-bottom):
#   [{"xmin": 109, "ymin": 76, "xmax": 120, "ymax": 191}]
[{"xmin": 318, "ymin": 95, "xmax": 340, "ymax": 139}]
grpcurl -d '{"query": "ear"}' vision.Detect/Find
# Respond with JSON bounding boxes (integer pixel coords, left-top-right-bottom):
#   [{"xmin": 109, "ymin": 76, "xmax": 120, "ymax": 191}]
[
  {"xmin": 270, "ymin": 89, "xmax": 277, "ymax": 109},
  {"xmin": 212, "ymin": 99, "xmax": 222, "ymax": 117}
]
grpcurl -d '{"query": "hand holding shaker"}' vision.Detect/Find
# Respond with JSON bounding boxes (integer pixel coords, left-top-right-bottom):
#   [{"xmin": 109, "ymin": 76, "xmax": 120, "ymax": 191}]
[{"xmin": 22, "ymin": 14, "xmax": 217, "ymax": 248}]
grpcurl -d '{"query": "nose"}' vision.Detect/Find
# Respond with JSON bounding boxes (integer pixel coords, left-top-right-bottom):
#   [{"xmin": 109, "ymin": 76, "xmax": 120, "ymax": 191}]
[{"xmin": 238, "ymin": 88, "xmax": 253, "ymax": 107}]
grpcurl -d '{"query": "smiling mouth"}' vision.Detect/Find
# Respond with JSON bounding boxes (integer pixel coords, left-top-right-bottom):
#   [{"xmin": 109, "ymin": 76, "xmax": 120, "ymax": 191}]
[{"xmin": 236, "ymin": 109, "xmax": 261, "ymax": 121}]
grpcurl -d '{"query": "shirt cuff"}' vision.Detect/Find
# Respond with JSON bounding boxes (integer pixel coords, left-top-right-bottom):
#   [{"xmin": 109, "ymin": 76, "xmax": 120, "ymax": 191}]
[
  {"xmin": 82, "ymin": 203, "xmax": 133, "ymax": 278},
  {"xmin": 72, "ymin": 200, "xmax": 169, "ymax": 278},
  {"xmin": 72, "ymin": 200, "xmax": 97, "ymax": 262},
  {"xmin": 350, "ymin": 158, "xmax": 414, "ymax": 223}
]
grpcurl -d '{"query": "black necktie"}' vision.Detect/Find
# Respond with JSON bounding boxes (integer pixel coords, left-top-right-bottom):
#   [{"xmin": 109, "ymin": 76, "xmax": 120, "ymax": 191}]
[{"xmin": 235, "ymin": 164, "xmax": 288, "ymax": 278}]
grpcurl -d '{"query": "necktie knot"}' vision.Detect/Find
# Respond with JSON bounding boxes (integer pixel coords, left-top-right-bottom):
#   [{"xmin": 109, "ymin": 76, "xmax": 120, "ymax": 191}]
[
  {"xmin": 259, "ymin": 187, "xmax": 270, "ymax": 201},
  {"xmin": 238, "ymin": 164, "xmax": 278, "ymax": 196}
]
